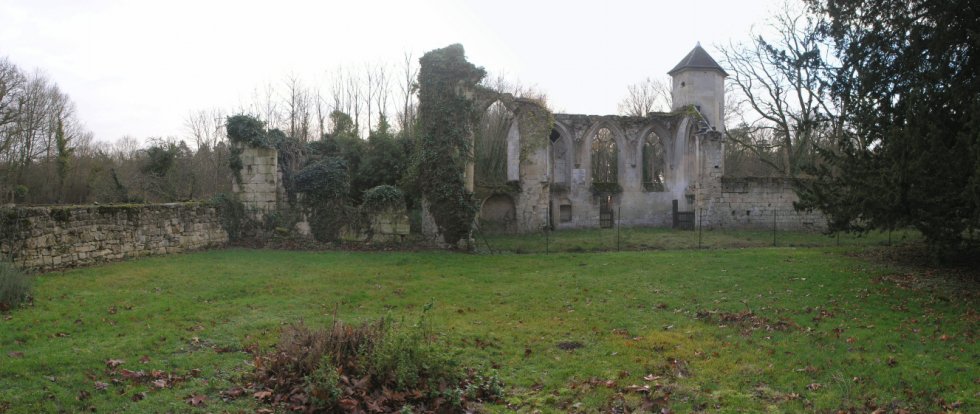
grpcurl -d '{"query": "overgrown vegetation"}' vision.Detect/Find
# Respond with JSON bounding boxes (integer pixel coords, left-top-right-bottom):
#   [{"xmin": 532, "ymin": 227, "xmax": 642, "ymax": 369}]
[
  {"xmin": 294, "ymin": 157, "xmax": 354, "ymax": 242},
  {"xmin": 208, "ymin": 193, "xmax": 249, "ymax": 242},
  {"xmin": 361, "ymin": 185, "xmax": 404, "ymax": 213},
  {"xmin": 410, "ymin": 44, "xmax": 487, "ymax": 245},
  {"xmin": 247, "ymin": 314, "xmax": 502, "ymax": 412},
  {"xmin": 0, "ymin": 261, "xmax": 31, "ymax": 311}
]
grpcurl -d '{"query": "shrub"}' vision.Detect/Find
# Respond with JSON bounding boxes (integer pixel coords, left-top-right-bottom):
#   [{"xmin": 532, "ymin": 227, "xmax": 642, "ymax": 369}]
[
  {"xmin": 364, "ymin": 317, "xmax": 459, "ymax": 390},
  {"xmin": 294, "ymin": 157, "xmax": 353, "ymax": 242},
  {"xmin": 249, "ymin": 311, "xmax": 501, "ymax": 413},
  {"xmin": 362, "ymin": 185, "xmax": 404, "ymax": 213},
  {"xmin": 209, "ymin": 193, "xmax": 252, "ymax": 241},
  {"xmin": 0, "ymin": 262, "xmax": 32, "ymax": 311}
]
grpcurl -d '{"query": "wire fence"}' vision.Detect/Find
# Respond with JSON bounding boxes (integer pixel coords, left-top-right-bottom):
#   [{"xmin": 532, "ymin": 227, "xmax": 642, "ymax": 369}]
[{"xmin": 473, "ymin": 220, "xmax": 918, "ymax": 255}]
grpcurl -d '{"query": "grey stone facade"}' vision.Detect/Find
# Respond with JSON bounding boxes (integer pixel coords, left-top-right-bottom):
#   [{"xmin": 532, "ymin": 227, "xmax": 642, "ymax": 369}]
[{"xmin": 234, "ymin": 45, "xmax": 826, "ymax": 241}]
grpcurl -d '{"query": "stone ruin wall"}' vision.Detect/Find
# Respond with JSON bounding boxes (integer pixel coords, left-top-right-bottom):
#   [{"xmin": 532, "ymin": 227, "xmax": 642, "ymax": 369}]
[
  {"xmin": 232, "ymin": 147, "xmax": 278, "ymax": 216},
  {"xmin": 233, "ymin": 146, "xmax": 410, "ymax": 242},
  {"xmin": 1, "ymin": 203, "xmax": 228, "ymax": 272},
  {"xmin": 699, "ymin": 177, "xmax": 825, "ymax": 231}
]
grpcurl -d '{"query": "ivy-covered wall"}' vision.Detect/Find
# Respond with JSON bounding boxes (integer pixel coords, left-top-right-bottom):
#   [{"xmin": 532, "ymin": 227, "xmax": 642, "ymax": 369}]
[{"xmin": 411, "ymin": 44, "xmax": 488, "ymax": 246}]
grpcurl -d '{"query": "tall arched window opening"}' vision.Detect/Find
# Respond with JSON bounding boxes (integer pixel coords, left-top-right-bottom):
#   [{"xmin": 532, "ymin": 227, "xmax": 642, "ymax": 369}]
[
  {"xmin": 591, "ymin": 127, "xmax": 618, "ymax": 185},
  {"xmin": 643, "ymin": 132, "xmax": 666, "ymax": 191},
  {"xmin": 474, "ymin": 101, "xmax": 513, "ymax": 186}
]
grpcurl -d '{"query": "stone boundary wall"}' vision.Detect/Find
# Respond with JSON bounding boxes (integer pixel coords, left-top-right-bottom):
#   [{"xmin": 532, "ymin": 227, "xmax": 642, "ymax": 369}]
[
  {"xmin": 1, "ymin": 203, "xmax": 228, "ymax": 272},
  {"xmin": 704, "ymin": 177, "xmax": 826, "ymax": 231}
]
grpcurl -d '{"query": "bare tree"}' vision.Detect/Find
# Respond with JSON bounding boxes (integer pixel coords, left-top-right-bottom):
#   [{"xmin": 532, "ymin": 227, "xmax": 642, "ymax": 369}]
[
  {"xmin": 346, "ymin": 72, "xmax": 363, "ymax": 138},
  {"xmin": 240, "ymin": 82, "xmax": 283, "ymax": 131},
  {"xmin": 617, "ymin": 77, "xmax": 672, "ymax": 116},
  {"xmin": 397, "ymin": 52, "xmax": 419, "ymax": 134},
  {"xmin": 365, "ymin": 63, "xmax": 375, "ymax": 134},
  {"xmin": 314, "ymin": 89, "xmax": 328, "ymax": 139},
  {"xmin": 719, "ymin": 1, "xmax": 840, "ymax": 176},
  {"xmin": 184, "ymin": 108, "xmax": 226, "ymax": 150},
  {"xmin": 283, "ymin": 74, "xmax": 313, "ymax": 141},
  {"xmin": 372, "ymin": 63, "xmax": 391, "ymax": 130}
]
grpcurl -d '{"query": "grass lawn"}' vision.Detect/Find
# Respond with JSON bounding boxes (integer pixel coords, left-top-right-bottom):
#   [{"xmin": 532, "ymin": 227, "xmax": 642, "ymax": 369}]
[{"xmin": 1, "ymin": 233, "xmax": 976, "ymax": 412}]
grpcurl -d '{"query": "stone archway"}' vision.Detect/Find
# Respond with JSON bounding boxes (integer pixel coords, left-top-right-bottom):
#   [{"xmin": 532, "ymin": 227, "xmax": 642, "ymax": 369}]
[{"xmin": 479, "ymin": 194, "xmax": 517, "ymax": 233}]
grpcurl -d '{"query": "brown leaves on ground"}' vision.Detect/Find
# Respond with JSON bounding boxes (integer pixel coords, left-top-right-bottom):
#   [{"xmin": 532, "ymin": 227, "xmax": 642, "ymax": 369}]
[
  {"xmin": 695, "ymin": 309, "xmax": 798, "ymax": 334},
  {"xmin": 95, "ymin": 358, "xmax": 204, "ymax": 403},
  {"xmin": 563, "ymin": 376, "xmax": 673, "ymax": 413},
  {"xmin": 185, "ymin": 393, "xmax": 207, "ymax": 407}
]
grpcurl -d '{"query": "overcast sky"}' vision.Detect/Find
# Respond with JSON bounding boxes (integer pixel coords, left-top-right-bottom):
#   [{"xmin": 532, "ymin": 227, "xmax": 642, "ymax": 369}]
[{"xmin": 0, "ymin": 0, "xmax": 778, "ymax": 143}]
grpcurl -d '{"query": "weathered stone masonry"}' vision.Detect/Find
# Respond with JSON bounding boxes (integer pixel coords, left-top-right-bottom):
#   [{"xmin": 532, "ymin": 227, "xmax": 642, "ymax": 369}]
[
  {"xmin": 231, "ymin": 44, "xmax": 827, "ymax": 238},
  {"xmin": 1, "ymin": 203, "xmax": 228, "ymax": 272}
]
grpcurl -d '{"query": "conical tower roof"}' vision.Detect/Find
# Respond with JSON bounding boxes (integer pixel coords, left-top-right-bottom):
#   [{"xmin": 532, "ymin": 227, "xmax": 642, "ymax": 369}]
[{"xmin": 668, "ymin": 43, "xmax": 728, "ymax": 76}]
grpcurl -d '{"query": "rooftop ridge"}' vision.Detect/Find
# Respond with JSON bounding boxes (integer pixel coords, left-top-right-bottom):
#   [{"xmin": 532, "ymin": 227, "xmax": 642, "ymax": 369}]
[{"xmin": 668, "ymin": 44, "xmax": 728, "ymax": 76}]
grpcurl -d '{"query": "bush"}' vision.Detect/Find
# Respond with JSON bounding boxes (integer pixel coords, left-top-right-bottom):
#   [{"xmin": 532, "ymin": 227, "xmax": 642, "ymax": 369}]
[
  {"xmin": 209, "ymin": 193, "xmax": 253, "ymax": 241},
  {"xmin": 249, "ymin": 311, "xmax": 501, "ymax": 413},
  {"xmin": 365, "ymin": 317, "xmax": 459, "ymax": 390},
  {"xmin": 362, "ymin": 185, "xmax": 404, "ymax": 213},
  {"xmin": 0, "ymin": 262, "xmax": 32, "ymax": 311}
]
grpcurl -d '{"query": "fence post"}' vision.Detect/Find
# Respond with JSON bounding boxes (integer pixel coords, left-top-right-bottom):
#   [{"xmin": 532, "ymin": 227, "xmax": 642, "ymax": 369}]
[
  {"xmin": 616, "ymin": 204, "xmax": 621, "ymax": 251},
  {"xmin": 545, "ymin": 226, "xmax": 550, "ymax": 254},
  {"xmin": 698, "ymin": 208, "xmax": 703, "ymax": 250},
  {"xmin": 772, "ymin": 210, "xmax": 777, "ymax": 247}
]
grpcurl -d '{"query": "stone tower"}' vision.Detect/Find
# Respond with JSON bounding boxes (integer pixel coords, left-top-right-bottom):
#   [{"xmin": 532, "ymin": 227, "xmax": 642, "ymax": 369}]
[{"xmin": 669, "ymin": 43, "xmax": 728, "ymax": 132}]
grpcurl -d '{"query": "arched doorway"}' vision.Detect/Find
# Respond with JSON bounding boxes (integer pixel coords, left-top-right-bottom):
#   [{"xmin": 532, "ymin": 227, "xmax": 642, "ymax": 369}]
[{"xmin": 479, "ymin": 194, "xmax": 517, "ymax": 233}]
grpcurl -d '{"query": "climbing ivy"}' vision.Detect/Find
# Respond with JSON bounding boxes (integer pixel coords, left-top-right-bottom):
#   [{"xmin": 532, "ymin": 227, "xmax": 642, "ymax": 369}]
[
  {"xmin": 410, "ymin": 44, "xmax": 487, "ymax": 245},
  {"xmin": 362, "ymin": 185, "xmax": 404, "ymax": 213},
  {"xmin": 226, "ymin": 114, "xmax": 273, "ymax": 186},
  {"xmin": 294, "ymin": 157, "xmax": 354, "ymax": 242},
  {"xmin": 516, "ymin": 101, "xmax": 555, "ymax": 160},
  {"xmin": 226, "ymin": 115, "xmax": 273, "ymax": 148}
]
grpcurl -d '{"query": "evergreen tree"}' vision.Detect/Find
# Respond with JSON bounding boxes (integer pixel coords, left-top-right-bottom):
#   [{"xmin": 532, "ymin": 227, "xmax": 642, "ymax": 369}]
[
  {"xmin": 798, "ymin": 0, "xmax": 979, "ymax": 255},
  {"xmin": 54, "ymin": 118, "xmax": 73, "ymax": 200}
]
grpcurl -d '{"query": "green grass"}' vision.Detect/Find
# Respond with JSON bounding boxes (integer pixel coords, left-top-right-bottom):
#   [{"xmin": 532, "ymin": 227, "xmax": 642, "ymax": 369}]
[{"xmin": 0, "ymin": 234, "xmax": 975, "ymax": 412}]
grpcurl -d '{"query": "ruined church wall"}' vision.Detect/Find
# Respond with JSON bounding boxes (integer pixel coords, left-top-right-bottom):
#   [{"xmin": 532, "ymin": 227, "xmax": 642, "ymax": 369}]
[
  {"xmin": 1, "ymin": 203, "xmax": 228, "ymax": 272},
  {"xmin": 701, "ymin": 177, "xmax": 826, "ymax": 231}
]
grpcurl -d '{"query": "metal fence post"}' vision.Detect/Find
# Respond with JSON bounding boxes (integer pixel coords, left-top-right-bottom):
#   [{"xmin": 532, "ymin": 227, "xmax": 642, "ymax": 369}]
[
  {"xmin": 772, "ymin": 210, "xmax": 777, "ymax": 247},
  {"xmin": 698, "ymin": 208, "xmax": 703, "ymax": 250},
  {"xmin": 616, "ymin": 204, "xmax": 621, "ymax": 251}
]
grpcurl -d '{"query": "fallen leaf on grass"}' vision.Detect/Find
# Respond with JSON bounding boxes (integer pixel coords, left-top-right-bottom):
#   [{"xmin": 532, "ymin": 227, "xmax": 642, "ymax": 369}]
[
  {"xmin": 105, "ymin": 359, "xmax": 124, "ymax": 368},
  {"xmin": 94, "ymin": 382, "xmax": 108, "ymax": 391},
  {"xmin": 131, "ymin": 392, "xmax": 146, "ymax": 402},
  {"xmin": 119, "ymin": 369, "xmax": 146, "ymax": 380},
  {"xmin": 643, "ymin": 374, "xmax": 661, "ymax": 381},
  {"xmin": 220, "ymin": 387, "xmax": 245, "ymax": 400},
  {"xmin": 152, "ymin": 379, "xmax": 168, "ymax": 389},
  {"xmin": 807, "ymin": 383, "xmax": 822, "ymax": 391},
  {"xmin": 139, "ymin": 355, "xmax": 151, "ymax": 364},
  {"xmin": 253, "ymin": 390, "xmax": 272, "ymax": 400},
  {"xmin": 7, "ymin": 352, "xmax": 23, "ymax": 358},
  {"xmin": 185, "ymin": 393, "xmax": 207, "ymax": 407},
  {"xmin": 77, "ymin": 390, "xmax": 90, "ymax": 401}
]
